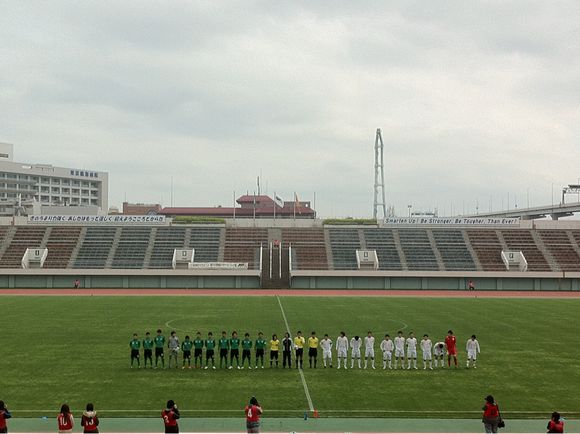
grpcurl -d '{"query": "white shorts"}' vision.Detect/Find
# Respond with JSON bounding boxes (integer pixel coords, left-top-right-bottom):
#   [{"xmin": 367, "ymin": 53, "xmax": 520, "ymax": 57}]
[
  {"xmin": 467, "ymin": 350, "xmax": 477, "ymax": 360},
  {"xmin": 395, "ymin": 348, "xmax": 405, "ymax": 358},
  {"xmin": 351, "ymin": 348, "xmax": 361, "ymax": 358},
  {"xmin": 382, "ymin": 351, "xmax": 392, "ymax": 361},
  {"xmin": 423, "ymin": 352, "xmax": 432, "ymax": 361},
  {"xmin": 407, "ymin": 349, "xmax": 417, "ymax": 358},
  {"xmin": 365, "ymin": 348, "xmax": 375, "ymax": 358},
  {"xmin": 323, "ymin": 350, "xmax": 332, "ymax": 359},
  {"xmin": 433, "ymin": 351, "xmax": 444, "ymax": 357},
  {"xmin": 337, "ymin": 348, "xmax": 347, "ymax": 358}
]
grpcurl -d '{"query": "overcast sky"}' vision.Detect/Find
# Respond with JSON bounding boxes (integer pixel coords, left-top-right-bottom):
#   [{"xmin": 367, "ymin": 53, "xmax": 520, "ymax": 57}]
[{"xmin": 1, "ymin": 1, "xmax": 579, "ymax": 217}]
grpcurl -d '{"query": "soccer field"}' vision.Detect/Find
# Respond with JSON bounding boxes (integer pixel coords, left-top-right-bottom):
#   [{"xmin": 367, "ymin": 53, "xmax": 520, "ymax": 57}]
[{"xmin": 2, "ymin": 295, "xmax": 580, "ymax": 420}]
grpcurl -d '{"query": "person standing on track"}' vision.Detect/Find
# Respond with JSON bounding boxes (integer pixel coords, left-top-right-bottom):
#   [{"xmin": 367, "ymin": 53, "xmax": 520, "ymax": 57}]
[
  {"xmin": 143, "ymin": 331, "xmax": 154, "ymax": 368},
  {"xmin": 229, "ymin": 331, "xmax": 241, "ymax": 369},
  {"xmin": 336, "ymin": 331, "xmax": 349, "ymax": 369},
  {"xmin": 130, "ymin": 333, "xmax": 140, "ymax": 368},
  {"xmin": 446, "ymin": 330, "xmax": 458, "ymax": 368},
  {"xmin": 481, "ymin": 395, "xmax": 500, "ymax": 433},
  {"xmin": 293, "ymin": 331, "xmax": 305, "ymax": 369},
  {"xmin": 57, "ymin": 404, "xmax": 74, "ymax": 434},
  {"xmin": 255, "ymin": 332, "xmax": 267, "ymax": 369},
  {"xmin": 81, "ymin": 403, "xmax": 99, "ymax": 434},
  {"xmin": 282, "ymin": 332, "xmax": 292, "ymax": 368},
  {"xmin": 154, "ymin": 329, "xmax": 166, "ymax": 369},
  {"xmin": 0, "ymin": 401, "xmax": 12, "ymax": 434},
  {"xmin": 547, "ymin": 411, "xmax": 564, "ymax": 433},
  {"xmin": 308, "ymin": 331, "xmax": 319, "ymax": 369},
  {"xmin": 219, "ymin": 331, "xmax": 229, "ymax": 369},
  {"xmin": 244, "ymin": 396, "xmax": 262, "ymax": 434},
  {"xmin": 161, "ymin": 400, "xmax": 180, "ymax": 434},
  {"xmin": 269, "ymin": 334, "xmax": 280, "ymax": 368}
]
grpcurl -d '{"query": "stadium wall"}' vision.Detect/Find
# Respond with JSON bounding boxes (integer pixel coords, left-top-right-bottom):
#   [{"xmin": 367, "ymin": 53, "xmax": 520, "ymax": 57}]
[
  {"xmin": 0, "ymin": 269, "xmax": 260, "ymax": 289},
  {"xmin": 290, "ymin": 271, "xmax": 580, "ymax": 291}
]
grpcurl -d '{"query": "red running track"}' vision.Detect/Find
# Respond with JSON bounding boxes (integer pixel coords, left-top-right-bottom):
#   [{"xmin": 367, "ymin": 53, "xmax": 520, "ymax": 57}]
[{"xmin": 0, "ymin": 288, "xmax": 579, "ymax": 298}]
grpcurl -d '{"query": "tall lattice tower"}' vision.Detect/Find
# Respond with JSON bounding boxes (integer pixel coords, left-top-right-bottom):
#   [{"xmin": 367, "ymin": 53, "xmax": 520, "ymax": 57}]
[{"xmin": 373, "ymin": 128, "xmax": 387, "ymax": 219}]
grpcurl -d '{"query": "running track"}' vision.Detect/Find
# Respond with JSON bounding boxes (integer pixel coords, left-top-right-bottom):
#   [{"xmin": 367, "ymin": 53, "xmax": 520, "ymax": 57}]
[{"xmin": 1, "ymin": 288, "xmax": 579, "ymax": 297}]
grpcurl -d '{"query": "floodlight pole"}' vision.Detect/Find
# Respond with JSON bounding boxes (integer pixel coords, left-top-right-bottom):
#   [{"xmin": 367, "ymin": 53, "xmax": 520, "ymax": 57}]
[{"xmin": 373, "ymin": 128, "xmax": 387, "ymax": 220}]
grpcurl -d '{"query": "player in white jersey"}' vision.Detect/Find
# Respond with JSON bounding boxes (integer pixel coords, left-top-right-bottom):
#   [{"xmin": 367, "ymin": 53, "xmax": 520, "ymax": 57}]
[
  {"xmin": 335, "ymin": 332, "xmax": 349, "ymax": 369},
  {"xmin": 380, "ymin": 334, "xmax": 394, "ymax": 369},
  {"xmin": 466, "ymin": 334, "xmax": 480, "ymax": 368},
  {"xmin": 394, "ymin": 331, "xmax": 406, "ymax": 369},
  {"xmin": 420, "ymin": 334, "xmax": 433, "ymax": 370},
  {"xmin": 350, "ymin": 335, "xmax": 362, "ymax": 368},
  {"xmin": 433, "ymin": 341, "xmax": 445, "ymax": 368},
  {"xmin": 363, "ymin": 331, "xmax": 375, "ymax": 369},
  {"xmin": 406, "ymin": 332, "xmax": 418, "ymax": 369},
  {"xmin": 320, "ymin": 334, "xmax": 333, "ymax": 368}
]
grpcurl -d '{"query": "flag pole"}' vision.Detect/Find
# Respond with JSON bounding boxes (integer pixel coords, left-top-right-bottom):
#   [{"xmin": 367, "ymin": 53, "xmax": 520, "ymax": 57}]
[
  {"xmin": 233, "ymin": 190, "xmax": 236, "ymax": 222},
  {"xmin": 274, "ymin": 191, "xmax": 277, "ymax": 220},
  {"xmin": 293, "ymin": 192, "xmax": 296, "ymax": 220}
]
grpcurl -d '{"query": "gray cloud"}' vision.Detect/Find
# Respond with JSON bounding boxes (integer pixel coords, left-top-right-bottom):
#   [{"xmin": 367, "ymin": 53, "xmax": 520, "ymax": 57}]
[{"xmin": 1, "ymin": 1, "xmax": 579, "ymax": 217}]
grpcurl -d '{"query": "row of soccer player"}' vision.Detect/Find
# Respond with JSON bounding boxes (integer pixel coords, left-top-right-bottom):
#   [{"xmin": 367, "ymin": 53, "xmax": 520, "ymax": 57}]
[{"xmin": 129, "ymin": 329, "xmax": 481, "ymax": 370}]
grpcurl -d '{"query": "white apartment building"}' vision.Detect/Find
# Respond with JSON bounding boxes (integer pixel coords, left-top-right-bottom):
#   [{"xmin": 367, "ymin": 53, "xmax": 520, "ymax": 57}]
[{"xmin": 0, "ymin": 143, "xmax": 108, "ymax": 215}]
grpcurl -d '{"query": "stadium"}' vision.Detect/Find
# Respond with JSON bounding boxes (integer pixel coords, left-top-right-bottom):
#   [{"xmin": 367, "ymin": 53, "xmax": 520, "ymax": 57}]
[{"xmin": 2, "ymin": 3, "xmax": 580, "ymax": 434}]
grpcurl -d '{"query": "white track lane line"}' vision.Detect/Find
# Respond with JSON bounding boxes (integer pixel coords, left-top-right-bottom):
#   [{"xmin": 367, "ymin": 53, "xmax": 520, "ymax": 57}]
[{"xmin": 276, "ymin": 295, "xmax": 314, "ymax": 412}]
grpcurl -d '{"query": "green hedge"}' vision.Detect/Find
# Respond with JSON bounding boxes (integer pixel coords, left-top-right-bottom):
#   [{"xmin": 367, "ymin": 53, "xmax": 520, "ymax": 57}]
[
  {"xmin": 323, "ymin": 218, "xmax": 377, "ymax": 226},
  {"xmin": 172, "ymin": 216, "xmax": 226, "ymax": 224}
]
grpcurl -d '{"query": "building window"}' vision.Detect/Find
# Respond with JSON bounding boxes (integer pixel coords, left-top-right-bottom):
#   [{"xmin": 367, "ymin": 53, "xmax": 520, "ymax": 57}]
[
  {"xmin": 90, "ymin": 182, "xmax": 98, "ymax": 188},
  {"xmin": 52, "ymin": 187, "xmax": 60, "ymax": 193},
  {"xmin": 81, "ymin": 189, "xmax": 89, "ymax": 196},
  {"xmin": 90, "ymin": 199, "xmax": 98, "ymax": 205},
  {"xmin": 62, "ymin": 188, "xmax": 70, "ymax": 194},
  {"xmin": 70, "ymin": 170, "xmax": 74, "ymax": 175},
  {"xmin": 62, "ymin": 179, "xmax": 70, "ymax": 185},
  {"xmin": 72, "ymin": 180, "xmax": 80, "ymax": 186},
  {"xmin": 81, "ymin": 198, "xmax": 88, "ymax": 204},
  {"xmin": 72, "ymin": 188, "xmax": 79, "ymax": 195},
  {"xmin": 71, "ymin": 197, "xmax": 79, "ymax": 204},
  {"xmin": 41, "ymin": 177, "xmax": 50, "ymax": 183},
  {"xmin": 41, "ymin": 195, "xmax": 49, "ymax": 202},
  {"xmin": 52, "ymin": 179, "xmax": 60, "ymax": 185},
  {"xmin": 7, "ymin": 173, "xmax": 17, "ymax": 179}
]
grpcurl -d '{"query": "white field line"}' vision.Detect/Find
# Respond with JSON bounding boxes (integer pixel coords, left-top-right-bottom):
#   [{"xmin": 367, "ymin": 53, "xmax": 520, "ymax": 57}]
[{"xmin": 276, "ymin": 295, "xmax": 314, "ymax": 412}]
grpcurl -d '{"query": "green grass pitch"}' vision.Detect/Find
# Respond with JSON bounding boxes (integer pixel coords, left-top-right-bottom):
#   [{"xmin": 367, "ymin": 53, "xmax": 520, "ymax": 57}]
[{"xmin": 2, "ymin": 295, "xmax": 580, "ymax": 419}]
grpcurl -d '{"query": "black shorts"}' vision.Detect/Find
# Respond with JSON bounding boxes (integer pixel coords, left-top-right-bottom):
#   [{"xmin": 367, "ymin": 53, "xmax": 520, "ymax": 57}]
[
  {"xmin": 231, "ymin": 349, "xmax": 239, "ymax": 358},
  {"xmin": 242, "ymin": 349, "xmax": 251, "ymax": 359},
  {"xmin": 206, "ymin": 349, "xmax": 215, "ymax": 359},
  {"xmin": 220, "ymin": 348, "xmax": 228, "ymax": 358},
  {"xmin": 131, "ymin": 349, "xmax": 140, "ymax": 359},
  {"xmin": 256, "ymin": 349, "xmax": 264, "ymax": 358},
  {"xmin": 270, "ymin": 350, "xmax": 279, "ymax": 359},
  {"xmin": 164, "ymin": 425, "xmax": 179, "ymax": 433},
  {"xmin": 183, "ymin": 350, "xmax": 191, "ymax": 359},
  {"xmin": 296, "ymin": 348, "xmax": 303, "ymax": 357},
  {"xmin": 309, "ymin": 348, "xmax": 317, "ymax": 357},
  {"xmin": 155, "ymin": 347, "xmax": 164, "ymax": 357},
  {"xmin": 194, "ymin": 348, "xmax": 203, "ymax": 358},
  {"xmin": 144, "ymin": 349, "xmax": 153, "ymax": 358}
]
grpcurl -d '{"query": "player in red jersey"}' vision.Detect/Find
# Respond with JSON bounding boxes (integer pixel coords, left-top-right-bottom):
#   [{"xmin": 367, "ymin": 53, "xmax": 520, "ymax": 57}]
[
  {"xmin": 245, "ymin": 396, "xmax": 262, "ymax": 433},
  {"xmin": 162, "ymin": 400, "xmax": 180, "ymax": 433},
  {"xmin": 81, "ymin": 403, "xmax": 99, "ymax": 433},
  {"xmin": 57, "ymin": 404, "xmax": 74, "ymax": 433},
  {"xmin": 0, "ymin": 400, "xmax": 12, "ymax": 434},
  {"xmin": 445, "ymin": 330, "xmax": 458, "ymax": 368}
]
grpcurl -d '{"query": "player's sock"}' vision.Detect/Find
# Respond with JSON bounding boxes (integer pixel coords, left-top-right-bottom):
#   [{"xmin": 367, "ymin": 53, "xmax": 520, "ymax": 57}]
[
  {"xmin": 423, "ymin": 361, "xmax": 426, "ymax": 369},
  {"xmin": 358, "ymin": 359, "xmax": 361, "ymax": 368},
  {"xmin": 372, "ymin": 360, "xmax": 375, "ymax": 369},
  {"xmin": 364, "ymin": 360, "xmax": 368, "ymax": 369},
  {"xmin": 394, "ymin": 360, "xmax": 397, "ymax": 369},
  {"xmin": 414, "ymin": 360, "xmax": 417, "ymax": 369}
]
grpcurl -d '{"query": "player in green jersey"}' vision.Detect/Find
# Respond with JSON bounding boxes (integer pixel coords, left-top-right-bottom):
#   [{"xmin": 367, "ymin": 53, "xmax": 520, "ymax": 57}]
[
  {"xmin": 241, "ymin": 333, "xmax": 253, "ymax": 369},
  {"xmin": 154, "ymin": 329, "xmax": 166, "ymax": 369},
  {"xmin": 193, "ymin": 332, "xmax": 204, "ymax": 369},
  {"xmin": 143, "ymin": 331, "xmax": 154, "ymax": 368},
  {"xmin": 218, "ymin": 331, "xmax": 229, "ymax": 369},
  {"xmin": 181, "ymin": 335, "xmax": 193, "ymax": 369},
  {"xmin": 255, "ymin": 332, "xmax": 267, "ymax": 369},
  {"xmin": 229, "ymin": 331, "xmax": 240, "ymax": 369},
  {"xmin": 130, "ymin": 333, "xmax": 141, "ymax": 368},
  {"xmin": 205, "ymin": 332, "xmax": 216, "ymax": 369}
]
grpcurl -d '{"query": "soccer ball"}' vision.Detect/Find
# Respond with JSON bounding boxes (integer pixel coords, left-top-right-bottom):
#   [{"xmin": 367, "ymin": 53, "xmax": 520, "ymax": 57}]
[{"xmin": 294, "ymin": 345, "xmax": 299, "ymax": 350}]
